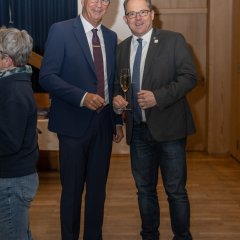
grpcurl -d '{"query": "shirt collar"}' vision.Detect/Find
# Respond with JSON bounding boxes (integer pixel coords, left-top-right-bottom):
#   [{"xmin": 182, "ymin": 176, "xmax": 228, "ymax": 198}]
[{"xmin": 132, "ymin": 28, "xmax": 153, "ymax": 47}]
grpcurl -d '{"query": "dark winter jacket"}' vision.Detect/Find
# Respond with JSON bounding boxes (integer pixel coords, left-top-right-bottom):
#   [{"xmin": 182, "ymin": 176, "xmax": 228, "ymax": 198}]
[{"xmin": 0, "ymin": 66, "xmax": 38, "ymax": 178}]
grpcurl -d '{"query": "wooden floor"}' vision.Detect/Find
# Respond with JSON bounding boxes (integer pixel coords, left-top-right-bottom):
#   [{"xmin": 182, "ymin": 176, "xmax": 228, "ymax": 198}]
[{"xmin": 30, "ymin": 152, "xmax": 240, "ymax": 240}]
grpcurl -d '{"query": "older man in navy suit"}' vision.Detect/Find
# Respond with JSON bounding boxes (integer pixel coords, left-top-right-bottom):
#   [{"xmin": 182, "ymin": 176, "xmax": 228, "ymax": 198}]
[
  {"xmin": 113, "ymin": 0, "xmax": 197, "ymax": 239},
  {"xmin": 39, "ymin": 0, "xmax": 123, "ymax": 239}
]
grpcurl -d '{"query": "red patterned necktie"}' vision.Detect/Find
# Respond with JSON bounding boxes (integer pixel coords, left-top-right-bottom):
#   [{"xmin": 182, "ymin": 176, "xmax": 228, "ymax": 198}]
[{"xmin": 92, "ymin": 28, "xmax": 105, "ymax": 100}]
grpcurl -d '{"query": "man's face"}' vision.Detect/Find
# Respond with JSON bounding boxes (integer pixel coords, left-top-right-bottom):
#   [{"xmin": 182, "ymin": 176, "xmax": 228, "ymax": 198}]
[
  {"xmin": 124, "ymin": 0, "xmax": 154, "ymax": 37},
  {"xmin": 82, "ymin": 0, "xmax": 110, "ymax": 27}
]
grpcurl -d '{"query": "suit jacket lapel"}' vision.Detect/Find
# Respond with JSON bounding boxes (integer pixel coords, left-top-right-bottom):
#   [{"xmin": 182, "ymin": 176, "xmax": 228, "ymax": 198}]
[
  {"xmin": 101, "ymin": 26, "xmax": 112, "ymax": 82},
  {"xmin": 122, "ymin": 37, "xmax": 132, "ymax": 70},
  {"xmin": 72, "ymin": 17, "xmax": 95, "ymax": 74},
  {"xmin": 142, "ymin": 28, "xmax": 161, "ymax": 89},
  {"xmin": 123, "ymin": 37, "xmax": 133, "ymax": 102}
]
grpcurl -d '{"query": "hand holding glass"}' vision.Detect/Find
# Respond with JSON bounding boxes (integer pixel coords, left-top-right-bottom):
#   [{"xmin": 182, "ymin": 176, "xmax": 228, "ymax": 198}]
[{"xmin": 120, "ymin": 68, "xmax": 131, "ymax": 111}]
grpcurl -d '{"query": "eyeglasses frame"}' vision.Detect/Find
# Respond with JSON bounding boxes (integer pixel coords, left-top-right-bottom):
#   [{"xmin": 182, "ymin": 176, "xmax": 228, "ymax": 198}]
[
  {"xmin": 126, "ymin": 9, "xmax": 151, "ymax": 19},
  {"xmin": 90, "ymin": 0, "xmax": 110, "ymax": 6}
]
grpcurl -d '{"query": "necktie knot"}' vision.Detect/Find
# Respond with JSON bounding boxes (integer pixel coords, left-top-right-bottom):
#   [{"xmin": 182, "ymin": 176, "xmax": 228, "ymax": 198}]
[
  {"xmin": 137, "ymin": 38, "xmax": 143, "ymax": 45},
  {"xmin": 92, "ymin": 29, "xmax": 100, "ymax": 45},
  {"xmin": 92, "ymin": 28, "xmax": 98, "ymax": 36}
]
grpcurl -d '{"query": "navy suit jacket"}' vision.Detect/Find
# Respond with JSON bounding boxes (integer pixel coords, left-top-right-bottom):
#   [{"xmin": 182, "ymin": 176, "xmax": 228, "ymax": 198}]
[
  {"xmin": 115, "ymin": 28, "xmax": 197, "ymax": 144},
  {"xmin": 39, "ymin": 16, "xmax": 118, "ymax": 137}
]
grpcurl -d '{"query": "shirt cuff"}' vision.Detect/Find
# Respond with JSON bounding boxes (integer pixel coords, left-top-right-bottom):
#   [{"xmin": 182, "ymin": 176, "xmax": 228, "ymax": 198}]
[
  {"xmin": 113, "ymin": 106, "xmax": 123, "ymax": 115},
  {"xmin": 80, "ymin": 92, "xmax": 88, "ymax": 107}
]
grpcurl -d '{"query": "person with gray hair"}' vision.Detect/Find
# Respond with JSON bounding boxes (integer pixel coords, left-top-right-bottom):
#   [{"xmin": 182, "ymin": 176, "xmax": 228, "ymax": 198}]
[{"xmin": 0, "ymin": 27, "xmax": 39, "ymax": 240}]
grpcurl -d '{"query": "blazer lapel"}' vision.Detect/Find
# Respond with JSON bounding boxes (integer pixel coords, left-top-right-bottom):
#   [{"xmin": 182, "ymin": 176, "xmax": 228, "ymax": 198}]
[
  {"xmin": 72, "ymin": 17, "xmax": 95, "ymax": 74},
  {"xmin": 142, "ymin": 28, "xmax": 161, "ymax": 89},
  {"xmin": 120, "ymin": 37, "xmax": 132, "ymax": 70},
  {"xmin": 123, "ymin": 37, "xmax": 133, "ymax": 104},
  {"xmin": 101, "ymin": 26, "xmax": 112, "ymax": 82}
]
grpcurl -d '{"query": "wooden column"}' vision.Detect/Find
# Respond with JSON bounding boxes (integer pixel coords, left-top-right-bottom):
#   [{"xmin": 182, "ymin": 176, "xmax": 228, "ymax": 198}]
[
  {"xmin": 230, "ymin": 0, "xmax": 240, "ymax": 160},
  {"xmin": 207, "ymin": 0, "xmax": 233, "ymax": 153}
]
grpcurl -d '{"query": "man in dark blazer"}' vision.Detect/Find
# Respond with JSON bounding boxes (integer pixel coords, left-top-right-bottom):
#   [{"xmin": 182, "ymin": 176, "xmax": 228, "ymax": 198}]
[
  {"xmin": 113, "ymin": 0, "xmax": 197, "ymax": 239},
  {"xmin": 39, "ymin": 0, "xmax": 123, "ymax": 239}
]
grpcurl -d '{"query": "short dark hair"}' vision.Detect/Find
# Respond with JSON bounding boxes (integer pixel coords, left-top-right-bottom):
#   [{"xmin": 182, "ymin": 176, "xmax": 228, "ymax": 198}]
[{"xmin": 123, "ymin": 0, "xmax": 153, "ymax": 14}]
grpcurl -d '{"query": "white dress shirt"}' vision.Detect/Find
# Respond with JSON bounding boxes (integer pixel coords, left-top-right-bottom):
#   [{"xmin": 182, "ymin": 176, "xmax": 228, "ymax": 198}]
[
  {"xmin": 130, "ymin": 28, "xmax": 153, "ymax": 122},
  {"xmin": 80, "ymin": 15, "xmax": 109, "ymax": 106}
]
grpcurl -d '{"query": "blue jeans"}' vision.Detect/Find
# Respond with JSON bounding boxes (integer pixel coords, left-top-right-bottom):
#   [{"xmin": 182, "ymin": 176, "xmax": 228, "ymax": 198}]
[
  {"xmin": 0, "ymin": 173, "xmax": 39, "ymax": 240},
  {"xmin": 130, "ymin": 124, "xmax": 192, "ymax": 240}
]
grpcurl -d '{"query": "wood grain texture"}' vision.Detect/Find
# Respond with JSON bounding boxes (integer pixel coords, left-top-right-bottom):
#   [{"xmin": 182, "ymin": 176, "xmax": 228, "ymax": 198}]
[
  {"xmin": 208, "ymin": 0, "xmax": 233, "ymax": 153},
  {"xmin": 151, "ymin": 0, "xmax": 207, "ymax": 9},
  {"xmin": 28, "ymin": 51, "xmax": 42, "ymax": 69},
  {"xmin": 30, "ymin": 152, "xmax": 240, "ymax": 240},
  {"xmin": 230, "ymin": 0, "xmax": 240, "ymax": 160}
]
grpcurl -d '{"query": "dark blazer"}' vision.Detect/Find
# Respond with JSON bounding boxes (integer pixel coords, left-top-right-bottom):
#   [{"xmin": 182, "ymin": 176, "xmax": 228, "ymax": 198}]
[
  {"xmin": 39, "ymin": 16, "xmax": 117, "ymax": 137},
  {"xmin": 115, "ymin": 28, "xmax": 197, "ymax": 144}
]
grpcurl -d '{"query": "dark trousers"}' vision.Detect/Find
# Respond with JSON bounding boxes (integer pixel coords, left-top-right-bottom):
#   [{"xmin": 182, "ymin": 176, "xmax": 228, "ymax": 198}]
[
  {"xmin": 58, "ymin": 107, "xmax": 112, "ymax": 240},
  {"xmin": 130, "ymin": 123, "xmax": 192, "ymax": 240}
]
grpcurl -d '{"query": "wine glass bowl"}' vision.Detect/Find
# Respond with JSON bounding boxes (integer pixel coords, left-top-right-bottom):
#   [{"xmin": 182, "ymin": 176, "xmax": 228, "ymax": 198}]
[
  {"xmin": 120, "ymin": 68, "xmax": 130, "ymax": 96},
  {"xmin": 119, "ymin": 68, "xmax": 131, "ymax": 111}
]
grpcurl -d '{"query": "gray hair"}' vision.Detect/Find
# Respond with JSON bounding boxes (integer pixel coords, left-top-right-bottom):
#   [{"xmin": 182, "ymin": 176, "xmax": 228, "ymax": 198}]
[
  {"xmin": 0, "ymin": 27, "xmax": 33, "ymax": 66},
  {"xmin": 123, "ymin": 0, "xmax": 153, "ymax": 14}
]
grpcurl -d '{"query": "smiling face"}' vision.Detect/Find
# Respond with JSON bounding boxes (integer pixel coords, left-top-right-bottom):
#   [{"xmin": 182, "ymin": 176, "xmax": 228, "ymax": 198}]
[
  {"xmin": 81, "ymin": 0, "xmax": 109, "ymax": 27},
  {"xmin": 123, "ymin": 0, "xmax": 154, "ymax": 37}
]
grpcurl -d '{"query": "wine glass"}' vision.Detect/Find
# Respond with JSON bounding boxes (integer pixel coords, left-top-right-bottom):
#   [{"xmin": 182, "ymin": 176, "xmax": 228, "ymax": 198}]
[{"xmin": 120, "ymin": 68, "xmax": 131, "ymax": 110}]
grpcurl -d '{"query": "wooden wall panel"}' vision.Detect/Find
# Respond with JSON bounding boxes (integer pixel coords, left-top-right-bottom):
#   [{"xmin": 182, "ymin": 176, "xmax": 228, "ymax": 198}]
[
  {"xmin": 153, "ymin": 7, "xmax": 208, "ymax": 151},
  {"xmin": 230, "ymin": 0, "xmax": 240, "ymax": 160},
  {"xmin": 152, "ymin": 0, "xmax": 207, "ymax": 9},
  {"xmin": 208, "ymin": 0, "xmax": 233, "ymax": 154}
]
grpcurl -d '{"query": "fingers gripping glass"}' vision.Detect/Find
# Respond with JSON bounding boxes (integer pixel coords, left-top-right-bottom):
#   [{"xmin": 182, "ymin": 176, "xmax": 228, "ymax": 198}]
[
  {"xmin": 119, "ymin": 68, "xmax": 131, "ymax": 111},
  {"xmin": 126, "ymin": 9, "xmax": 151, "ymax": 19},
  {"xmin": 90, "ymin": 0, "xmax": 110, "ymax": 6}
]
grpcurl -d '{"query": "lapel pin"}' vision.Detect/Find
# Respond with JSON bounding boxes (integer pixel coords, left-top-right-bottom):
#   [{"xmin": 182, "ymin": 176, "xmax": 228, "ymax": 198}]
[{"xmin": 154, "ymin": 38, "xmax": 158, "ymax": 43}]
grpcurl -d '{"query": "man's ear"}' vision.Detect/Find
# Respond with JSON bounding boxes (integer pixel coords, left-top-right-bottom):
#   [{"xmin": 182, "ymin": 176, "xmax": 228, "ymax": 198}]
[
  {"xmin": 151, "ymin": 10, "xmax": 155, "ymax": 21},
  {"xmin": 123, "ymin": 15, "xmax": 128, "ymax": 24}
]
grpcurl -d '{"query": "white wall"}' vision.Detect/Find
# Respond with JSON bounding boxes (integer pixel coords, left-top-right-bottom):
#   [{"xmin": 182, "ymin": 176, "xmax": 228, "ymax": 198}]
[{"xmin": 77, "ymin": 0, "xmax": 131, "ymax": 42}]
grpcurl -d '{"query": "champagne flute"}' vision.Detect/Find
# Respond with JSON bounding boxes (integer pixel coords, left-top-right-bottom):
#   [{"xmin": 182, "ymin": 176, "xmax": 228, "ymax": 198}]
[{"xmin": 120, "ymin": 68, "xmax": 131, "ymax": 110}]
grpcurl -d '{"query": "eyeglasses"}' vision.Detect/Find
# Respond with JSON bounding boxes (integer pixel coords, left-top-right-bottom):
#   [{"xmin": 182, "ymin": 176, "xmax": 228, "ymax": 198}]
[
  {"xmin": 126, "ymin": 9, "xmax": 151, "ymax": 19},
  {"xmin": 90, "ymin": 0, "xmax": 110, "ymax": 6}
]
